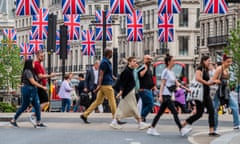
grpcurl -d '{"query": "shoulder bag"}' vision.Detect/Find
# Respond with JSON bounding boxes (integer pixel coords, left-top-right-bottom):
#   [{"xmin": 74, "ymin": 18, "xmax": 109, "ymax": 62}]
[{"xmin": 186, "ymin": 73, "xmax": 204, "ymax": 102}]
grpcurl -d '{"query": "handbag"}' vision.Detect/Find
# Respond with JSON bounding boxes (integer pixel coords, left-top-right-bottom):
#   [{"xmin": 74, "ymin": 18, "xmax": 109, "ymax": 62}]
[
  {"xmin": 216, "ymin": 67, "xmax": 230, "ymax": 105},
  {"xmin": 80, "ymin": 92, "xmax": 90, "ymax": 107},
  {"xmin": 187, "ymin": 75, "xmax": 204, "ymax": 102}
]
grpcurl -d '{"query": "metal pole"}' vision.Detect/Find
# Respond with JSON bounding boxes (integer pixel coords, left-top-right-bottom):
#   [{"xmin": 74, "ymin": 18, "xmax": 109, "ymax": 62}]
[
  {"xmin": 102, "ymin": 10, "xmax": 107, "ymax": 57},
  {"xmin": 62, "ymin": 59, "xmax": 65, "ymax": 81}
]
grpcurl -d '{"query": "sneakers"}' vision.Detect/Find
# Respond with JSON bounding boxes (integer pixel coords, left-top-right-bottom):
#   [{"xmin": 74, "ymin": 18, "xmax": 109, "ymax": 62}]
[
  {"xmin": 180, "ymin": 125, "xmax": 192, "ymax": 136},
  {"xmin": 29, "ymin": 114, "xmax": 36, "ymax": 126},
  {"xmin": 10, "ymin": 120, "xmax": 19, "ymax": 128},
  {"xmin": 35, "ymin": 123, "xmax": 47, "ymax": 128},
  {"xmin": 208, "ymin": 132, "xmax": 220, "ymax": 137},
  {"xmin": 110, "ymin": 122, "xmax": 122, "ymax": 129},
  {"xmin": 117, "ymin": 120, "xmax": 127, "ymax": 125},
  {"xmin": 80, "ymin": 115, "xmax": 90, "ymax": 124},
  {"xmin": 139, "ymin": 122, "xmax": 150, "ymax": 130},
  {"xmin": 147, "ymin": 127, "xmax": 160, "ymax": 136},
  {"xmin": 233, "ymin": 125, "xmax": 240, "ymax": 130}
]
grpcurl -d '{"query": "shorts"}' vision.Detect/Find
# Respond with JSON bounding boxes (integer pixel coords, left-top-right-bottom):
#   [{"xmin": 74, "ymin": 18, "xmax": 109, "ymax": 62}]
[{"xmin": 38, "ymin": 88, "xmax": 49, "ymax": 104}]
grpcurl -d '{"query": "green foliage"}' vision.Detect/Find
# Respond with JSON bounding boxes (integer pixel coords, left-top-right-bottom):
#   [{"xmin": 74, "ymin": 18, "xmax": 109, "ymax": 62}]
[
  {"xmin": 0, "ymin": 102, "xmax": 16, "ymax": 112},
  {"xmin": 0, "ymin": 39, "xmax": 23, "ymax": 89},
  {"xmin": 225, "ymin": 21, "xmax": 240, "ymax": 83}
]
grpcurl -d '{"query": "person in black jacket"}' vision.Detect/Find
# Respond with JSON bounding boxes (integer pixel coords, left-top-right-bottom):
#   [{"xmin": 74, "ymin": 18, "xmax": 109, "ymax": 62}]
[{"xmin": 110, "ymin": 56, "xmax": 149, "ymax": 129}]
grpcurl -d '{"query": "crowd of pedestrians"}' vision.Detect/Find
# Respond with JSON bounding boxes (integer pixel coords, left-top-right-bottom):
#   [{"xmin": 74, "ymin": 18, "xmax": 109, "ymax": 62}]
[{"xmin": 9, "ymin": 48, "xmax": 240, "ymax": 139}]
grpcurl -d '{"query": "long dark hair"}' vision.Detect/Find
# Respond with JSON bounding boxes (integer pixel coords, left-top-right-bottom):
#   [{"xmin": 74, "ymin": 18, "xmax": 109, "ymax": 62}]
[
  {"xmin": 199, "ymin": 55, "xmax": 210, "ymax": 70},
  {"xmin": 21, "ymin": 59, "xmax": 36, "ymax": 83},
  {"xmin": 164, "ymin": 54, "xmax": 173, "ymax": 67}
]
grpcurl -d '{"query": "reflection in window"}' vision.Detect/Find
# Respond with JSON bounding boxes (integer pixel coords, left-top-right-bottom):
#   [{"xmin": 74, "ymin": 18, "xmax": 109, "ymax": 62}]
[
  {"xmin": 179, "ymin": 8, "xmax": 188, "ymax": 27},
  {"xmin": 179, "ymin": 36, "xmax": 189, "ymax": 56},
  {"xmin": 89, "ymin": 5, "xmax": 92, "ymax": 15}
]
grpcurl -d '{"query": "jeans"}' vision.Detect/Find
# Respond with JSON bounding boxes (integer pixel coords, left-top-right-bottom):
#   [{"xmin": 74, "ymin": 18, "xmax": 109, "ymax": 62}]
[
  {"xmin": 214, "ymin": 93, "xmax": 239, "ymax": 131},
  {"xmin": 14, "ymin": 86, "xmax": 41, "ymax": 121},
  {"xmin": 61, "ymin": 98, "xmax": 71, "ymax": 112},
  {"xmin": 138, "ymin": 89, "xmax": 154, "ymax": 119}
]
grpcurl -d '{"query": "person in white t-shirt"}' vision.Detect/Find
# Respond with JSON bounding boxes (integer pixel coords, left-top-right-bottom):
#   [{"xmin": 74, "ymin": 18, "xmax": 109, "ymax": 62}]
[{"xmin": 147, "ymin": 54, "xmax": 191, "ymax": 136}]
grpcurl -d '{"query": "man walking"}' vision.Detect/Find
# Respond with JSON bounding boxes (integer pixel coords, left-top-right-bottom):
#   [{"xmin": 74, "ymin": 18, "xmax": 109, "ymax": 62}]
[
  {"xmin": 80, "ymin": 48, "xmax": 117, "ymax": 124},
  {"xmin": 84, "ymin": 60, "xmax": 100, "ymax": 112},
  {"xmin": 138, "ymin": 55, "xmax": 156, "ymax": 122},
  {"xmin": 30, "ymin": 50, "xmax": 56, "ymax": 124}
]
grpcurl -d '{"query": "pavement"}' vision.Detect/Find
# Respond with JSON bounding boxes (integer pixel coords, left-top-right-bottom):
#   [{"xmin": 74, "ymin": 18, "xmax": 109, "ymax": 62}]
[{"xmin": 0, "ymin": 112, "xmax": 240, "ymax": 144}]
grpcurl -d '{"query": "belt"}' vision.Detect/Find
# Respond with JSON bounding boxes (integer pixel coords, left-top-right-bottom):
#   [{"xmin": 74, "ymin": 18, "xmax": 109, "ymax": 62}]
[{"xmin": 139, "ymin": 88, "xmax": 152, "ymax": 91}]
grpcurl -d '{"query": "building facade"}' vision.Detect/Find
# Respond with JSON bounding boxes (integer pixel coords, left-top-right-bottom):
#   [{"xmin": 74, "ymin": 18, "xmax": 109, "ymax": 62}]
[
  {"xmin": 14, "ymin": 0, "xmax": 200, "ymax": 81},
  {"xmin": 0, "ymin": 0, "xmax": 15, "ymax": 40},
  {"xmin": 199, "ymin": 3, "xmax": 240, "ymax": 63},
  {"xmin": 118, "ymin": 0, "xmax": 200, "ymax": 80}
]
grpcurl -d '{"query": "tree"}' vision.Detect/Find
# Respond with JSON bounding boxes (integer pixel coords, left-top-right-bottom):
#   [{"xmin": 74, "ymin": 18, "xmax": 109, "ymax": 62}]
[
  {"xmin": 224, "ymin": 20, "xmax": 240, "ymax": 87},
  {"xmin": 0, "ymin": 39, "xmax": 22, "ymax": 90}
]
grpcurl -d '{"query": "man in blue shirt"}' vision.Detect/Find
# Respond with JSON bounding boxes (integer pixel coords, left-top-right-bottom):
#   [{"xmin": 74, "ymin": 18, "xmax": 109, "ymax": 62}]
[{"xmin": 80, "ymin": 48, "xmax": 117, "ymax": 124}]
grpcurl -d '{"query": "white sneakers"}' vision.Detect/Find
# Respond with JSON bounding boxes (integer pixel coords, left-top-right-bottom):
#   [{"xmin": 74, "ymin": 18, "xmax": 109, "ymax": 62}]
[
  {"xmin": 147, "ymin": 127, "xmax": 160, "ymax": 136},
  {"xmin": 139, "ymin": 122, "xmax": 150, "ymax": 130},
  {"xmin": 110, "ymin": 122, "xmax": 122, "ymax": 129},
  {"xmin": 146, "ymin": 125, "xmax": 192, "ymax": 136},
  {"xmin": 29, "ymin": 114, "xmax": 36, "ymax": 126},
  {"xmin": 233, "ymin": 125, "xmax": 240, "ymax": 130},
  {"xmin": 180, "ymin": 125, "xmax": 192, "ymax": 136}
]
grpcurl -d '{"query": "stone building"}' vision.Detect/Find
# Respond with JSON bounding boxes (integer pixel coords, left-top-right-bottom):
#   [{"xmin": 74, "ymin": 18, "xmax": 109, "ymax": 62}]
[
  {"xmin": 199, "ymin": 3, "xmax": 240, "ymax": 62},
  {"xmin": 15, "ymin": 0, "xmax": 201, "ymax": 81}
]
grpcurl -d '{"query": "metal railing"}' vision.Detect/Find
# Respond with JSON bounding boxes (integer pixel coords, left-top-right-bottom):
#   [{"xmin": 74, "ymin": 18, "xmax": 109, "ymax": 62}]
[{"xmin": 207, "ymin": 35, "xmax": 229, "ymax": 47}]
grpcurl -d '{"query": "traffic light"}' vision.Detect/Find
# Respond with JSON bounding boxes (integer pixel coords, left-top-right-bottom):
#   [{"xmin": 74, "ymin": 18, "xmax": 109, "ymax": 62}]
[
  {"xmin": 60, "ymin": 25, "xmax": 68, "ymax": 59},
  {"xmin": 47, "ymin": 14, "xmax": 57, "ymax": 53}
]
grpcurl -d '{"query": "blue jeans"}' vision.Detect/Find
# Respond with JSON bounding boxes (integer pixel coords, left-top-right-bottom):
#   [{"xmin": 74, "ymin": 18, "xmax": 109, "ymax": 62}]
[
  {"xmin": 214, "ymin": 93, "xmax": 239, "ymax": 131},
  {"xmin": 14, "ymin": 86, "xmax": 41, "ymax": 121},
  {"xmin": 138, "ymin": 89, "xmax": 154, "ymax": 119},
  {"xmin": 62, "ymin": 98, "xmax": 71, "ymax": 112}
]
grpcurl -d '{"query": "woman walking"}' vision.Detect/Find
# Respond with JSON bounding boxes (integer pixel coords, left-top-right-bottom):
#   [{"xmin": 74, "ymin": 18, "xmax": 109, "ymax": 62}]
[
  {"xmin": 147, "ymin": 54, "xmax": 191, "ymax": 136},
  {"xmin": 110, "ymin": 57, "xmax": 149, "ymax": 129},
  {"xmin": 181, "ymin": 55, "xmax": 221, "ymax": 136},
  {"xmin": 212, "ymin": 54, "xmax": 240, "ymax": 131},
  {"xmin": 10, "ymin": 59, "xmax": 47, "ymax": 128},
  {"xmin": 58, "ymin": 73, "xmax": 74, "ymax": 112}
]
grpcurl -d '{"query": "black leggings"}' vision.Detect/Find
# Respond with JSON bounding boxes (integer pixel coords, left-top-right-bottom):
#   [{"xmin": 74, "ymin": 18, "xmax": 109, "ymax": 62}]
[
  {"xmin": 151, "ymin": 95, "xmax": 182, "ymax": 130},
  {"xmin": 186, "ymin": 95, "xmax": 215, "ymax": 127}
]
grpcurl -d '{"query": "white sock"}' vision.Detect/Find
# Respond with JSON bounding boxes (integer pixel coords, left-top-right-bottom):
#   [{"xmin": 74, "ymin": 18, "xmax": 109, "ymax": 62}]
[{"xmin": 112, "ymin": 119, "xmax": 117, "ymax": 124}]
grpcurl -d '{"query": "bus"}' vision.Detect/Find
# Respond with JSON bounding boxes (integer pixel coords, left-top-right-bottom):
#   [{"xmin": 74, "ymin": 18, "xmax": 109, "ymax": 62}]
[{"xmin": 153, "ymin": 61, "xmax": 187, "ymax": 87}]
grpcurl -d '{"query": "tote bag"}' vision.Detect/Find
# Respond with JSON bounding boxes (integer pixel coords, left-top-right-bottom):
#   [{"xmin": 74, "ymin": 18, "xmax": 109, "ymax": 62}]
[{"xmin": 186, "ymin": 75, "xmax": 203, "ymax": 102}]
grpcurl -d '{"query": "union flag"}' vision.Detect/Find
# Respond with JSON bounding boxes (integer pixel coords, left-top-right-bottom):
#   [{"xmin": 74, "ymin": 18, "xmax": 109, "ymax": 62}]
[
  {"xmin": 64, "ymin": 15, "xmax": 80, "ymax": 40},
  {"xmin": 62, "ymin": 0, "xmax": 85, "ymax": 14},
  {"xmin": 204, "ymin": 0, "xmax": 228, "ymax": 14},
  {"xmin": 158, "ymin": 0, "xmax": 181, "ymax": 14},
  {"xmin": 81, "ymin": 30, "xmax": 95, "ymax": 56},
  {"xmin": 110, "ymin": 0, "xmax": 134, "ymax": 14},
  {"xmin": 95, "ymin": 10, "xmax": 112, "ymax": 41},
  {"xmin": 20, "ymin": 43, "xmax": 34, "ymax": 60},
  {"xmin": 16, "ymin": 0, "xmax": 39, "ymax": 16},
  {"xmin": 32, "ymin": 8, "xmax": 48, "ymax": 40},
  {"xmin": 29, "ymin": 32, "xmax": 43, "ymax": 53},
  {"xmin": 127, "ymin": 10, "xmax": 143, "ymax": 41},
  {"xmin": 158, "ymin": 14, "xmax": 174, "ymax": 42},
  {"xmin": 3, "ymin": 29, "xmax": 17, "ymax": 43}
]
